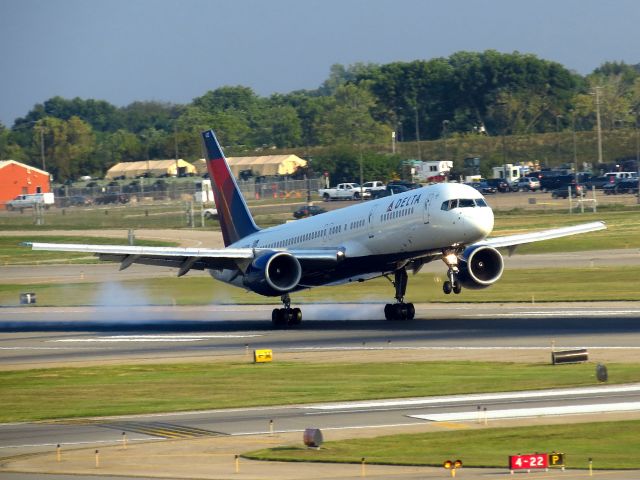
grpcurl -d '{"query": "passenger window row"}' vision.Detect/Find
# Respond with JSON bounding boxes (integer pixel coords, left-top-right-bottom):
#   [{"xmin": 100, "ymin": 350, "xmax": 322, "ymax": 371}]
[{"xmin": 380, "ymin": 207, "xmax": 415, "ymax": 222}]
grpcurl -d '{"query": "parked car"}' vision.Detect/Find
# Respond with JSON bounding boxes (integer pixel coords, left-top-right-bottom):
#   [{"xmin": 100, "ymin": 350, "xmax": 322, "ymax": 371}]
[
  {"xmin": 583, "ymin": 175, "xmax": 609, "ymax": 190},
  {"xmin": 203, "ymin": 208, "xmax": 218, "ymax": 219},
  {"xmin": 551, "ymin": 184, "xmax": 586, "ymax": 198},
  {"xmin": 371, "ymin": 184, "xmax": 410, "ymax": 199},
  {"xmin": 468, "ymin": 181, "xmax": 496, "ymax": 194},
  {"xmin": 539, "ymin": 174, "xmax": 576, "ymax": 192},
  {"xmin": 94, "ymin": 193, "xmax": 129, "ymax": 205},
  {"xmin": 603, "ymin": 178, "xmax": 639, "ymax": 195},
  {"xmin": 59, "ymin": 195, "xmax": 93, "ymax": 207},
  {"xmin": 387, "ymin": 180, "xmax": 422, "ymax": 190},
  {"xmin": 485, "ymin": 178, "xmax": 511, "ymax": 193},
  {"xmin": 293, "ymin": 205, "xmax": 327, "ymax": 219},
  {"xmin": 516, "ymin": 177, "xmax": 541, "ymax": 191}
]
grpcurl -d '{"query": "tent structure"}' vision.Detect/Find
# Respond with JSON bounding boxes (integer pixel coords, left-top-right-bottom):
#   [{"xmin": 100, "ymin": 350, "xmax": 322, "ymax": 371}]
[
  {"xmin": 193, "ymin": 155, "xmax": 307, "ymax": 178},
  {"xmin": 105, "ymin": 159, "xmax": 197, "ymax": 179}
]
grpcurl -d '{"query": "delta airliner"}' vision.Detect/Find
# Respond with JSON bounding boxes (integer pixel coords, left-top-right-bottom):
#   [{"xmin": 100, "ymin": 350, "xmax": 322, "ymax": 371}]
[{"xmin": 31, "ymin": 129, "xmax": 606, "ymax": 327}]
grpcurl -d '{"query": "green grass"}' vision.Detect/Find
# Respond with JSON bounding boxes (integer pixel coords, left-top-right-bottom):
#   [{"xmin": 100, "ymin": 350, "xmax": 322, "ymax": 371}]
[
  {"xmin": 245, "ymin": 420, "xmax": 640, "ymax": 469},
  {"xmin": 3, "ymin": 266, "xmax": 640, "ymax": 306},
  {"xmin": 1, "ymin": 361, "xmax": 639, "ymax": 423},
  {"xmin": 491, "ymin": 209, "xmax": 640, "ymax": 253},
  {"xmin": 0, "ymin": 235, "xmax": 177, "ymax": 266}
]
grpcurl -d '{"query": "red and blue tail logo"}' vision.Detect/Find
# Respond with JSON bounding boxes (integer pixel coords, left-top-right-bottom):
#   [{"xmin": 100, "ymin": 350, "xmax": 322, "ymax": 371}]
[{"xmin": 201, "ymin": 130, "xmax": 259, "ymax": 246}]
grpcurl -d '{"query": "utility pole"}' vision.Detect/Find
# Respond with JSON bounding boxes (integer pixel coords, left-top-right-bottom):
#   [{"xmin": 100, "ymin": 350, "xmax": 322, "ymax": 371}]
[
  {"xmin": 635, "ymin": 113, "xmax": 640, "ymax": 205},
  {"xmin": 594, "ymin": 87, "xmax": 603, "ymax": 165},
  {"xmin": 174, "ymin": 123, "xmax": 179, "ymax": 177},
  {"xmin": 414, "ymin": 104, "xmax": 422, "ymax": 161},
  {"xmin": 442, "ymin": 120, "xmax": 449, "ymax": 162},
  {"xmin": 37, "ymin": 126, "xmax": 46, "ymax": 171}
]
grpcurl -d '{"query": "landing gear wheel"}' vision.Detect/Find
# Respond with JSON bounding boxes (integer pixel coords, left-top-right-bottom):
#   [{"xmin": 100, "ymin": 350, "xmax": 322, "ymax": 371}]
[
  {"xmin": 452, "ymin": 281, "xmax": 462, "ymax": 294},
  {"xmin": 272, "ymin": 308, "xmax": 287, "ymax": 328},
  {"xmin": 290, "ymin": 307, "xmax": 302, "ymax": 326},
  {"xmin": 272, "ymin": 294, "xmax": 302, "ymax": 328},
  {"xmin": 384, "ymin": 268, "xmax": 415, "ymax": 320},
  {"xmin": 443, "ymin": 281, "xmax": 452, "ymax": 295},
  {"xmin": 384, "ymin": 302, "xmax": 415, "ymax": 320}
]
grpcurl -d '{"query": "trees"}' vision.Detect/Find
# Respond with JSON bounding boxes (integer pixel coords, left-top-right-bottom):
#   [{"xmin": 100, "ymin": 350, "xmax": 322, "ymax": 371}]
[
  {"xmin": 31, "ymin": 116, "xmax": 95, "ymax": 181},
  {"xmin": 316, "ymin": 84, "xmax": 391, "ymax": 145},
  {"xmin": 6, "ymin": 52, "xmax": 640, "ymax": 179}
]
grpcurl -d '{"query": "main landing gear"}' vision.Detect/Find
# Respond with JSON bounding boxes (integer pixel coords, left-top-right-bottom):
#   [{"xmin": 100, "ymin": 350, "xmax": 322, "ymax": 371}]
[
  {"xmin": 384, "ymin": 268, "xmax": 416, "ymax": 321},
  {"xmin": 442, "ymin": 250, "xmax": 462, "ymax": 295},
  {"xmin": 272, "ymin": 294, "xmax": 302, "ymax": 328}
]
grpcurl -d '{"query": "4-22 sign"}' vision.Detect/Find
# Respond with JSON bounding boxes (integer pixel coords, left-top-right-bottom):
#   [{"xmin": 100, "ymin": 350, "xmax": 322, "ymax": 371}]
[{"xmin": 509, "ymin": 454, "xmax": 548, "ymax": 470}]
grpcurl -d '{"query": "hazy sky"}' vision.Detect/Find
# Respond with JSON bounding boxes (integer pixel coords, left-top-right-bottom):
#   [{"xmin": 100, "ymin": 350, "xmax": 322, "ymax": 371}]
[{"xmin": 1, "ymin": 0, "xmax": 639, "ymax": 126}]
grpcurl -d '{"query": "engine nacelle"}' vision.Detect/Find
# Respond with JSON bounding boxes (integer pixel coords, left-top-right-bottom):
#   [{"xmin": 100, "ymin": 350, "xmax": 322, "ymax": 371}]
[
  {"xmin": 243, "ymin": 251, "xmax": 302, "ymax": 296},
  {"xmin": 457, "ymin": 245, "xmax": 504, "ymax": 290}
]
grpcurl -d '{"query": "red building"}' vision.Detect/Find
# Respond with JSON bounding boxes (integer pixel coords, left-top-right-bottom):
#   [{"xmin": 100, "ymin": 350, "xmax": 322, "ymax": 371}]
[{"xmin": 0, "ymin": 160, "xmax": 51, "ymax": 209}]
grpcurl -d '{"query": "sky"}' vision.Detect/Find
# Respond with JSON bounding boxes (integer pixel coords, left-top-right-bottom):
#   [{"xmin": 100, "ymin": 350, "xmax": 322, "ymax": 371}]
[{"xmin": 1, "ymin": 0, "xmax": 639, "ymax": 127}]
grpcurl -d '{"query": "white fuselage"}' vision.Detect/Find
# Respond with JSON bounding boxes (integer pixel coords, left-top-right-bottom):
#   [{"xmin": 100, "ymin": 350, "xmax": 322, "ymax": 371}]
[{"xmin": 211, "ymin": 183, "xmax": 494, "ymax": 288}]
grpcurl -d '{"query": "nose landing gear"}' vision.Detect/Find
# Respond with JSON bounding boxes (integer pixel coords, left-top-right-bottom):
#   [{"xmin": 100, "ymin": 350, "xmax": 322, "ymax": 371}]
[
  {"xmin": 272, "ymin": 294, "xmax": 302, "ymax": 328},
  {"xmin": 384, "ymin": 268, "xmax": 416, "ymax": 321},
  {"xmin": 442, "ymin": 250, "xmax": 462, "ymax": 295}
]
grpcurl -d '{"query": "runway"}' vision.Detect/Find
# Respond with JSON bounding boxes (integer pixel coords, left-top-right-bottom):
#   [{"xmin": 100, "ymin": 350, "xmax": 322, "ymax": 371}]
[
  {"xmin": 1, "ymin": 302, "xmax": 640, "ymax": 368},
  {"xmin": 1, "ymin": 302, "xmax": 640, "ymax": 479},
  {"xmin": 2, "ymin": 303, "xmax": 640, "ymax": 367}
]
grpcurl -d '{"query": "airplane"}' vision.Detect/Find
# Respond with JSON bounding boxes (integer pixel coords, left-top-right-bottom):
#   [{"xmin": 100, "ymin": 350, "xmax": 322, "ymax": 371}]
[{"xmin": 30, "ymin": 129, "xmax": 606, "ymax": 327}]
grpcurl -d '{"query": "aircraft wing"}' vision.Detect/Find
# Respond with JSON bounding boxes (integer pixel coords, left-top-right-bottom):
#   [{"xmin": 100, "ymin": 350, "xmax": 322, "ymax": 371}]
[
  {"xmin": 28, "ymin": 243, "xmax": 343, "ymax": 277},
  {"xmin": 478, "ymin": 221, "xmax": 606, "ymax": 251}
]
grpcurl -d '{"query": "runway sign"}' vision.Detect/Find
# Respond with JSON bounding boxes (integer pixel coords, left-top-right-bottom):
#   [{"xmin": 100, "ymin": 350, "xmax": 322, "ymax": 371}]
[
  {"xmin": 509, "ymin": 453, "xmax": 548, "ymax": 470},
  {"xmin": 549, "ymin": 452, "xmax": 565, "ymax": 468},
  {"xmin": 254, "ymin": 349, "xmax": 273, "ymax": 363}
]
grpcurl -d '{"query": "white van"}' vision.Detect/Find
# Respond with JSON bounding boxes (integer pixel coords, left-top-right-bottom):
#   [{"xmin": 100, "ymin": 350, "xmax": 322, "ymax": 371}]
[{"xmin": 5, "ymin": 193, "xmax": 55, "ymax": 211}]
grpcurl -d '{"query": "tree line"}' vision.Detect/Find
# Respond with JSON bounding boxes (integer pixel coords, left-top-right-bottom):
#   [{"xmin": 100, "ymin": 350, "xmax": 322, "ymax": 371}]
[{"xmin": 1, "ymin": 50, "xmax": 639, "ymax": 182}]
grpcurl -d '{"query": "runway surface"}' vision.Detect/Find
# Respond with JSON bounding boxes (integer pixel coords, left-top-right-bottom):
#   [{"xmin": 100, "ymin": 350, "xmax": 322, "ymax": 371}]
[{"xmin": 1, "ymin": 302, "xmax": 640, "ymax": 368}]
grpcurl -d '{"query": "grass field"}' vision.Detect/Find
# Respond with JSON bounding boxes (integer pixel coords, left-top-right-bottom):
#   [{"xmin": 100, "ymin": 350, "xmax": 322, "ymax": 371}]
[
  {"xmin": 3, "ymin": 265, "xmax": 640, "ymax": 306},
  {"xmin": 1, "ymin": 361, "xmax": 639, "ymax": 423},
  {"xmin": 0, "ymin": 235, "xmax": 177, "ymax": 266},
  {"xmin": 245, "ymin": 420, "xmax": 640, "ymax": 469}
]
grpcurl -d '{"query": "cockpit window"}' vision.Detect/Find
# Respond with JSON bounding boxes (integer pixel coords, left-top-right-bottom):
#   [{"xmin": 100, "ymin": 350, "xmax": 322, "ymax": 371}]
[
  {"xmin": 441, "ymin": 198, "xmax": 488, "ymax": 210},
  {"xmin": 441, "ymin": 199, "xmax": 458, "ymax": 211}
]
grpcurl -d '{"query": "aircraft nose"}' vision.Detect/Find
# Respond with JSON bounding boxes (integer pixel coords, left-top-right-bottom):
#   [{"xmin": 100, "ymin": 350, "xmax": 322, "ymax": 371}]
[{"xmin": 468, "ymin": 205, "xmax": 494, "ymax": 239}]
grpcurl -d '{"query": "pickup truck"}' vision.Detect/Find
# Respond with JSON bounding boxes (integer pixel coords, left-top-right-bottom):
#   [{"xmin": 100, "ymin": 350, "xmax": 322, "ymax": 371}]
[
  {"xmin": 5, "ymin": 193, "xmax": 55, "ymax": 211},
  {"xmin": 362, "ymin": 181, "xmax": 386, "ymax": 195},
  {"xmin": 318, "ymin": 183, "xmax": 368, "ymax": 201}
]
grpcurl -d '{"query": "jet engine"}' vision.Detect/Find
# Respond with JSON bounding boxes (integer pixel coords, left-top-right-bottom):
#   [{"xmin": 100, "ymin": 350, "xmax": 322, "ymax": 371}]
[
  {"xmin": 243, "ymin": 251, "xmax": 302, "ymax": 296},
  {"xmin": 457, "ymin": 245, "xmax": 504, "ymax": 289}
]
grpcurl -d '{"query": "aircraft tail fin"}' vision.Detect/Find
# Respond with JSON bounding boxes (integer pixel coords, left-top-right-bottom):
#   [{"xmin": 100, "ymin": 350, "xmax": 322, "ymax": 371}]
[{"xmin": 201, "ymin": 130, "xmax": 259, "ymax": 246}]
